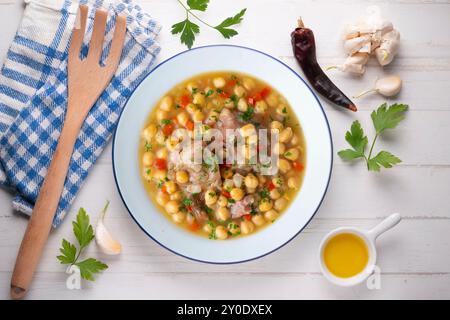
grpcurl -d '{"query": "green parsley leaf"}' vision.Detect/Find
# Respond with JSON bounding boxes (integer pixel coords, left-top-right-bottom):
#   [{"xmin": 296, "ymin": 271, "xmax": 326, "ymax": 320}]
[
  {"xmin": 187, "ymin": 0, "xmax": 209, "ymax": 11},
  {"xmin": 338, "ymin": 103, "xmax": 407, "ymax": 172},
  {"xmin": 367, "ymin": 151, "xmax": 402, "ymax": 172},
  {"xmin": 57, "ymin": 239, "xmax": 77, "ymax": 264},
  {"xmin": 214, "ymin": 9, "xmax": 247, "ymax": 39},
  {"xmin": 72, "ymin": 208, "xmax": 94, "ymax": 249},
  {"xmin": 371, "ymin": 103, "xmax": 408, "ymax": 134},
  {"xmin": 205, "ymin": 89, "xmax": 214, "ymax": 97},
  {"xmin": 57, "ymin": 205, "xmax": 108, "ymax": 282},
  {"xmin": 75, "ymin": 258, "xmax": 108, "ymax": 281},
  {"xmin": 171, "ymin": 19, "xmax": 200, "ymax": 49}
]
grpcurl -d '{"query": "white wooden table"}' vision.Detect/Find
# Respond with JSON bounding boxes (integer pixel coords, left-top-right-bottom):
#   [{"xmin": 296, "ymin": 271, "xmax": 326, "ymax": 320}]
[{"xmin": 1, "ymin": 0, "xmax": 450, "ymax": 300}]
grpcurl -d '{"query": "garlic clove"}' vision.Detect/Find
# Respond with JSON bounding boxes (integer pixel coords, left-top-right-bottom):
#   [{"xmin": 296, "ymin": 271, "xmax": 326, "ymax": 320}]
[
  {"xmin": 354, "ymin": 75, "xmax": 402, "ymax": 98},
  {"xmin": 95, "ymin": 201, "xmax": 122, "ymax": 255},
  {"xmin": 375, "ymin": 29, "xmax": 400, "ymax": 66},
  {"xmin": 375, "ymin": 75, "xmax": 402, "ymax": 97},
  {"xmin": 344, "ymin": 35, "xmax": 371, "ymax": 55}
]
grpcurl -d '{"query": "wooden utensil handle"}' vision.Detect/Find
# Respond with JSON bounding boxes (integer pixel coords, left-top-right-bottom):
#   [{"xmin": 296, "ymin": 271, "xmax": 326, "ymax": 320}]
[{"xmin": 10, "ymin": 120, "xmax": 80, "ymax": 299}]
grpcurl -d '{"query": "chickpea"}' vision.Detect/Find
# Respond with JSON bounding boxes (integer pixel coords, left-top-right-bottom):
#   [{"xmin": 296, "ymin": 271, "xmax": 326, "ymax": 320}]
[
  {"xmin": 172, "ymin": 211, "xmax": 186, "ymax": 223},
  {"xmin": 193, "ymin": 110, "xmax": 205, "ymax": 122},
  {"xmin": 279, "ymin": 159, "xmax": 292, "ymax": 173},
  {"xmin": 215, "ymin": 225, "xmax": 228, "ymax": 240},
  {"xmin": 274, "ymin": 198, "xmax": 288, "ymax": 211},
  {"xmin": 165, "ymin": 181, "xmax": 178, "ymax": 194},
  {"xmin": 156, "ymin": 147, "xmax": 168, "ymax": 159},
  {"xmin": 237, "ymin": 98, "xmax": 248, "ymax": 112},
  {"xmin": 142, "ymin": 167, "xmax": 152, "ymax": 181},
  {"xmin": 203, "ymin": 223, "xmax": 213, "ymax": 234},
  {"xmin": 270, "ymin": 188, "xmax": 282, "ymax": 200},
  {"xmin": 217, "ymin": 195, "xmax": 228, "ymax": 207},
  {"xmin": 279, "ymin": 127, "xmax": 293, "ymax": 143},
  {"xmin": 234, "ymin": 85, "xmax": 246, "ymax": 97},
  {"xmin": 156, "ymin": 109, "xmax": 168, "ymax": 121},
  {"xmin": 186, "ymin": 82, "xmax": 197, "ymax": 93},
  {"xmin": 290, "ymin": 134, "xmax": 300, "ymax": 146},
  {"xmin": 242, "ymin": 77, "xmax": 255, "ymax": 91},
  {"xmin": 272, "ymin": 177, "xmax": 284, "ymax": 188},
  {"xmin": 244, "ymin": 174, "xmax": 259, "ymax": 189},
  {"xmin": 142, "ymin": 151, "xmax": 155, "ymax": 166},
  {"xmin": 276, "ymin": 104, "xmax": 288, "ymax": 116},
  {"xmin": 156, "ymin": 191, "xmax": 169, "ymax": 206},
  {"xmin": 288, "ymin": 177, "xmax": 300, "ymax": 189},
  {"xmin": 240, "ymin": 220, "xmax": 255, "ymax": 235},
  {"xmin": 284, "ymin": 148, "xmax": 299, "ymax": 161},
  {"xmin": 230, "ymin": 188, "xmax": 244, "ymax": 201},
  {"xmin": 265, "ymin": 93, "xmax": 278, "ymax": 108},
  {"xmin": 170, "ymin": 191, "xmax": 183, "ymax": 201},
  {"xmin": 152, "ymin": 169, "xmax": 167, "ymax": 181},
  {"xmin": 216, "ymin": 207, "xmax": 230, "ymax": 222},
  {"xmin": 264, "ymin": 209, "xmax": 278, "ymax": 222},
  {"xmin": 207, "ymin": 110, "xmax": 220, "ymax": 123},
  {"xmin": 240, "ymin": 123, "xmax": 256, "ymax": 138},
  {"xmin": 176, "ymin": 170, "xmax": 189, "ymax": 184},
  {"xmin": 177, "ymin": 111, "xmax": 189, "ymax": 127},
  {"xmin": 186, "ymin": 103, "xmax": 197, "ymax": 114},
  {"xmin": 166, "ymin": 136, "xmax": 179, "ymax": 151},
  {"xmin": 273, "ymin": 142, "xmax": 285, "ymax": 155},
  {"xmin": 155, "ymin": 130, "xmax": 166, "ymax": 145},
  {"xmin": 254, "ymin": 100, "xmax": 268, "ymax": 114},
  {"xmin": 270, "ymin": 120, "xmax": 283, "ymax": 131},
  {"xmin": 193, "ymin": 92, "xmax": 205, "ymax": 106},
  {"xmin": 213, "ymin": 77, "xmax": 226, "ymax": 88},
  {"xmin": 165, "ymin": 200, "xmax": 179, "ymax": 214},
  {"xmin": 205, "ymin": 190, "xmax": 218, "ymax": 206},
  {"xmin": 159, "ymin": 96, "xmax": 173, "ymax": 111},
  {"xmin": 246, "ymin": 187, "xmax": 256, "ymax": 194},
  {"xmin": 227, "ymin": 222, "xmax": 240, "ymax": 235},
  {"xmin": 142, "ymin": 124, "xmax": 157, "ymax": 141},
  {"xmin": 252, "ymin": 214, "xmax": 266, "ymax": 227},
  {"xmin": 259, "ymin": 199, "xmax": 273, "ymax": 212}
]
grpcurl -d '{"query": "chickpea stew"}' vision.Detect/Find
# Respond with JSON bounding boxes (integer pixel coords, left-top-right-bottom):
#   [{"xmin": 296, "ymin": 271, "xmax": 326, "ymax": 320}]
[{"xmin": 139, "ymin": 72, "xmax": 306, "ymax": 240}]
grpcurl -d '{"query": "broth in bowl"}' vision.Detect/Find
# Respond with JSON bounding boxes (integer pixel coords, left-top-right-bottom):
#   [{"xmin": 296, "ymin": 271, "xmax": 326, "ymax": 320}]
[{"xmin": 139, "ymin": 72, "xmax": 306, "ymax": 240}]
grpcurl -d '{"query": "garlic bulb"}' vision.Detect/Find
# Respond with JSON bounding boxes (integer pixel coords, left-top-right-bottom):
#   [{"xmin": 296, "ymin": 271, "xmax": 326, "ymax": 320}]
[
  {"xmin": 354, "ymin": 75, "xmax": 403, "ymax": 98},
  {"xmin": 95, "ymin": 201, "xmax": 122, "ymax": 255},
  {"xmin": 335, "ymin": 6, "xmax": 401, "ymax": 74}
]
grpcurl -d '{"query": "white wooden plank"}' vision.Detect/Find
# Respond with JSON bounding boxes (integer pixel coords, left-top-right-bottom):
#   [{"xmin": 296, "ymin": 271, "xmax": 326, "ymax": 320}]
[
  {"xmin": 0, "ymin": 272, "xmax": 449, "ymax": 300},
  {"xmin": 1, "ymin": 216, "xmax": 449, "ymax": 274}
]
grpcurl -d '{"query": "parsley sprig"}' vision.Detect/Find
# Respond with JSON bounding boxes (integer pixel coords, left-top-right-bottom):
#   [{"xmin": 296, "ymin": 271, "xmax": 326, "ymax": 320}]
[
  {"xmin": 338, "ymin": 103, "xmax": 408, "ymax": 172},
  {"xmin": 57, "ymin": 208, "xmax": 108, "ymax": 281},
  {"xmin": 172, "ymin": 0, "xmax": 247, "ymax": 49}
]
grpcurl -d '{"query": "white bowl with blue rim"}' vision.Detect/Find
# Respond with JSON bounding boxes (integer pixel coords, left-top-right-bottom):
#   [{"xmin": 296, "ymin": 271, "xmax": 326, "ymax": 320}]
[{"xmin": 113, "ymin": 45, "xmax": 332, "ymax": 264}]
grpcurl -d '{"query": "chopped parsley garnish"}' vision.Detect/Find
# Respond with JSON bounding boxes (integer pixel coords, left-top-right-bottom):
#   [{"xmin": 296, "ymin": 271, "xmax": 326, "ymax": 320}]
[
  {"xmin": 191, "ymin": 87, "xmax": 198, "ymax": 94},
  {"xmin": 182, "ymin": 198, "xmax": 193, "ymax": 206},
  {"xmin": 205, "ymin": 89, "xmax": 214, "ymax": 97},
  {"xmin": 239, "ymin": 107, "xmax": 254, "ymax": 122},
  {"xmin": 144, "ymin": 141, "xmax": 153, "ymax": 151},
  {"xmin": 161, "ymin": 119, "xmax": 172, "ymax": 125},
  {"xmin": 230, "ymin": 94, "xmax": 239, "ymax": 107},
  {"xmin": 259, "ymin": 187, "xmax": 270, "ymax": 199}
]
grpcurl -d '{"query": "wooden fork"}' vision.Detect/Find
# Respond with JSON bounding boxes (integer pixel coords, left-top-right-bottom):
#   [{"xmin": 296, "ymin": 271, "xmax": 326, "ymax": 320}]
[{"xmin": 10, "ymin": 5, "xmax": 126, "ymax": 299}]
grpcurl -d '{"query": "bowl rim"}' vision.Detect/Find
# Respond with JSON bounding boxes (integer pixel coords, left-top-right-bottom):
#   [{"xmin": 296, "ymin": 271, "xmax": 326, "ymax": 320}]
[{"xmin": 112, "ymin": 44, "xmax": 333, "ymax": 264}]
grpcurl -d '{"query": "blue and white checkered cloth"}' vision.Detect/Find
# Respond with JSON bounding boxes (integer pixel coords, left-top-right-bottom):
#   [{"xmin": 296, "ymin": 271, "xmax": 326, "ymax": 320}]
[{"xmin": 0, "ymin": 0, "xmax": 160, "ymax": 227}]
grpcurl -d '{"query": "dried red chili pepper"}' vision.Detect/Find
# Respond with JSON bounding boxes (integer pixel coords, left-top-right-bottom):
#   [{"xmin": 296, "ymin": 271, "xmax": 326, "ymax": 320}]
[{"xmin": 291, "ymin": 19, "xmax": 357, "ymax": 112}]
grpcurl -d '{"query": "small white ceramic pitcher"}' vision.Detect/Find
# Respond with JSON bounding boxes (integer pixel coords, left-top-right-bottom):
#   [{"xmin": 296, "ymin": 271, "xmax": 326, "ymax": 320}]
[{"xmin": 319, "ymin": 213, "xmax": 402, "ymax": 287}]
